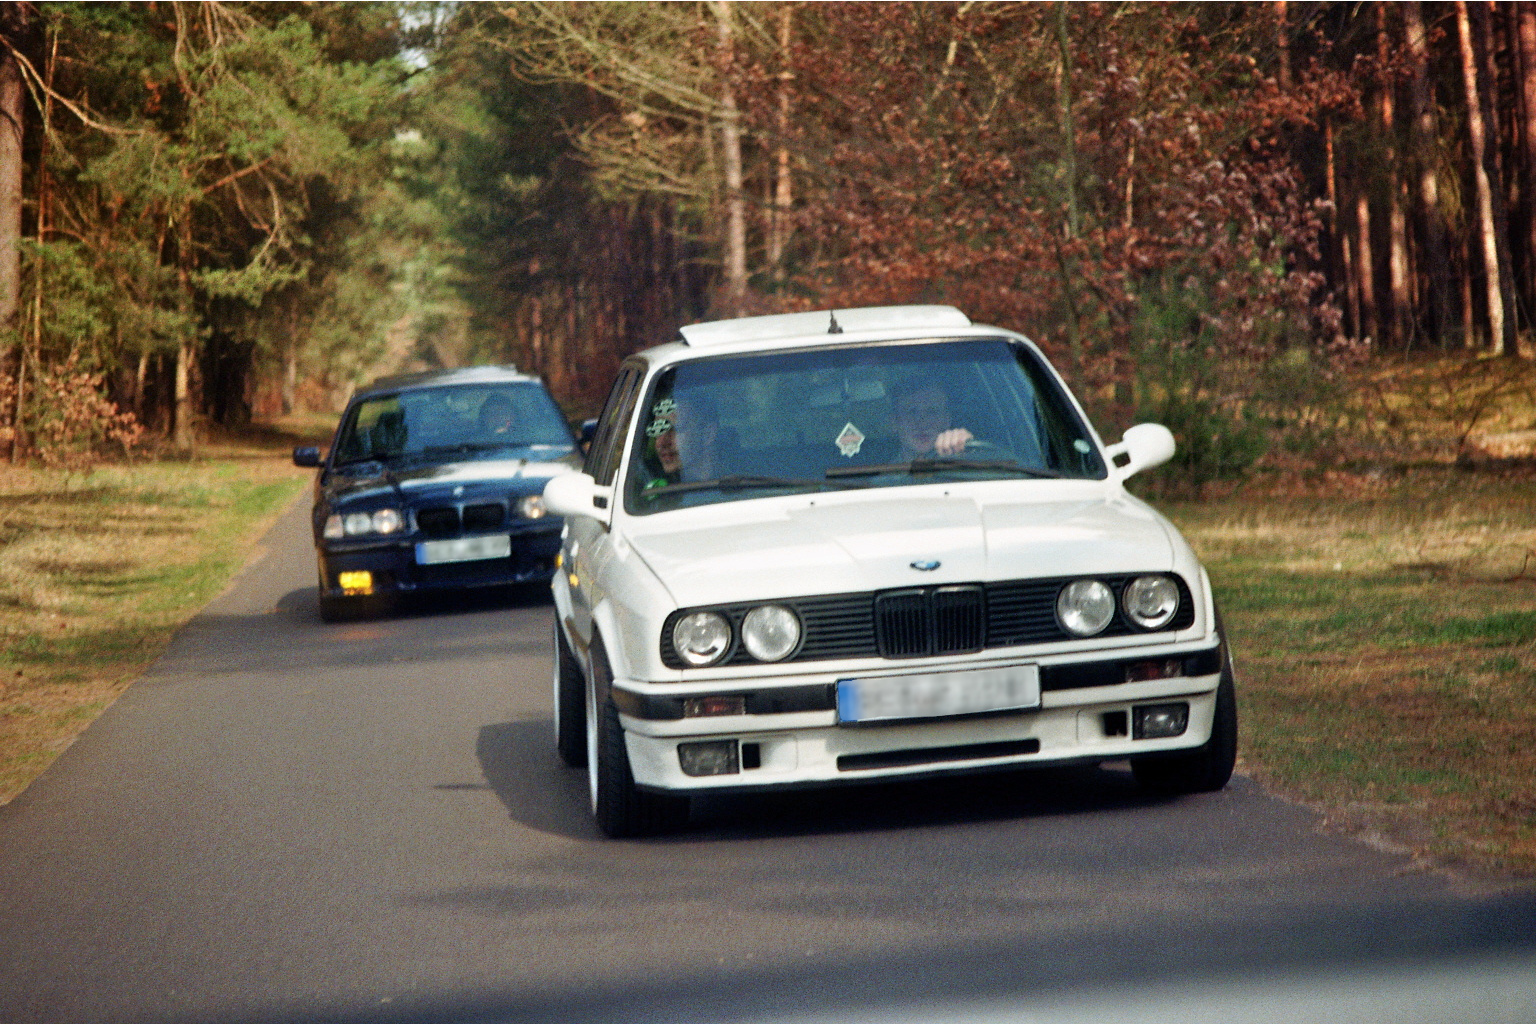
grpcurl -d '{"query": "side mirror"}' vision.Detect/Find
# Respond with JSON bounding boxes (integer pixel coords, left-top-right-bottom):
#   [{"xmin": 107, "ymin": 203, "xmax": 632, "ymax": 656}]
[
  {"xmin": 543, "ymin": 473, "xmax": 614, "ymax": 523},
  {"xmin": 577, "ymin": 417, "xmax": 599, "ymax": 454},
  {"xmin": 1104, "ymin": 423, "xmax": 1175, "ymax": 480},
  {"xmin": 293, "ymin": 446, "xmax": 321, "ymax": 468}
]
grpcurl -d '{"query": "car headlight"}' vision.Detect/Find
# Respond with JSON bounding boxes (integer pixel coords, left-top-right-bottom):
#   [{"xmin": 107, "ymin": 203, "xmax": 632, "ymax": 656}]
[
  {"xmin": 325, "ymin": 508, "xmax": 405, "ymax": 539},
  {"xmin": 1056, "ymin": 579, "xmax": 1115, "ymax": 637},
  {"xmin": 741, "ymin": 605, "xmax": 800, "ymax": 662},
  {"xmin": 372, "ymin": 508, "xmax": 403, "ymax": 535},
  {"xmin": 672, "ymin": 611, "xmax": 732, "ymax": 667},
  {"xmin": 1123, "ymin": 574, "xmax": 1179, "ymax": 630},
  {"xmin": 518, "ymin": 494, "xmax": 547, "ymax": 519}
]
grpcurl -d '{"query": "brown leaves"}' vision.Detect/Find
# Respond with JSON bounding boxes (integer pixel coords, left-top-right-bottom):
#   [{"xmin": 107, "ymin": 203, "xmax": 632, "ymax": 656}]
[{"xmin": 2, "ymin": 353, "xmax": 143, "ymax": 473}]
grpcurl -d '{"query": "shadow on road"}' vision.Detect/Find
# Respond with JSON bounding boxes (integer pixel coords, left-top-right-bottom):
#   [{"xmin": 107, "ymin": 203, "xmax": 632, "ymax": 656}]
[
  {"xmin": 478, "ymin": 713, "xmax": 1194, "ymax": 846},
  {"xmin": 274, "ymin": 581, "xmax": 553, "ymax": 623},
  {"xmin": 165, "ymin": 896, "xmax": 1536, "ymax": 1024}
]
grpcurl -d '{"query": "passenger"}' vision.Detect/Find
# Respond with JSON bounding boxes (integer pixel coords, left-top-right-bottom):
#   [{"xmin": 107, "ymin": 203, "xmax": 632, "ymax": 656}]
[
  {"xmin": 647, "ymin": 394, "xmax": 721, "ymax": 487},
  {"xmin": 891, "ymin": 380, "xmax": 974, "ymax": 458}
]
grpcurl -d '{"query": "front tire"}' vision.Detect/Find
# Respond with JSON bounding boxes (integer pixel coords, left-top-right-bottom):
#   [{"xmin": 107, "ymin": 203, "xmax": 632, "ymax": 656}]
[
  {"xmin": 552, "ymin": 621, "xmax": 586, "ymax": 767},
  {"xmin": 585, "ymin": 639, "xmax": 689, "ymax": 838},
  {"xmin": 1132, "ymin": 645, "xmax": 1238, "ymax": 796}
]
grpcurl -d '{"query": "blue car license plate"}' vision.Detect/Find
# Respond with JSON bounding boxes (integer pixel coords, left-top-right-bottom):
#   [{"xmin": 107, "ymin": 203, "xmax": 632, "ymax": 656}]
[{"xmin": 415, "ymin": 535, "xmax": 512, "ymax": 565}]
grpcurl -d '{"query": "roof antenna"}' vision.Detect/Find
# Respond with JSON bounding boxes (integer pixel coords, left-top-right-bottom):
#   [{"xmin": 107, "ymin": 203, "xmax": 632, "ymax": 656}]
[{"xmin": 828, "ymin": 311, "xmax": 843, "ymax": 334}]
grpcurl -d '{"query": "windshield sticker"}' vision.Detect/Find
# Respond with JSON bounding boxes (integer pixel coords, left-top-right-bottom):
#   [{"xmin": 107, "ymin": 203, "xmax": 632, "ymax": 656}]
[
  {"xmin": 836, "ymin": 422, "xmax": 866, "ymax": 458},
  {"xmin": 1074, "ymin": 439, "xmax": 1092, "ymax": 453}
]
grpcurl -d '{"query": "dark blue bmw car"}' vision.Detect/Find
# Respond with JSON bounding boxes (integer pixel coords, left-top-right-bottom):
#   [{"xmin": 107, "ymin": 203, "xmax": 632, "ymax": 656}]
[{"xmin": 293, "ymin": 366, "xmax": 582, "ymax": 621}]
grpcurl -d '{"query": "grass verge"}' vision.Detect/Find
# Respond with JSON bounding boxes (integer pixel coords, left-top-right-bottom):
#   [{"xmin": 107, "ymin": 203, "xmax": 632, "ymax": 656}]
[
  {"xmin": 0, "ymin": 424, "xmax": 316, "ymax": 805},
  {"xmin": 1167, "ymin": 467, "xmax": 1536, "ymax": 880}
]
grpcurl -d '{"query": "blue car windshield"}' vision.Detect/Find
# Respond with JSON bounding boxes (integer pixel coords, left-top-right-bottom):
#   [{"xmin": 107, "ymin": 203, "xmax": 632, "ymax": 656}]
[
  {"xmin": 331, "ymin": 382, "xmax": 575, "ymax": 466},
  {"xmin": 624, "ymin": 337, "xmax": 1106, "ymax": 515}
]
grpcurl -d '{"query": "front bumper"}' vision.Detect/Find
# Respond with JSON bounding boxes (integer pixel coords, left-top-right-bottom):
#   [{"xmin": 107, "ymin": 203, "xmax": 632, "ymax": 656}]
[
  {"xmin": 317, "ymin": 524, "xmax": 562, "ymax": 598},
  {"xmin": 611, "ymin": 641, "xmax": 1223, "ymax": 793}
]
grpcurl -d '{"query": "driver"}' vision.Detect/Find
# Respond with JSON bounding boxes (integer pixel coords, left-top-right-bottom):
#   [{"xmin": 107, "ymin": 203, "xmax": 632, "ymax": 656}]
[
  {"xmin": 478, "ymin": 394, "xmax": 516, "ymax": 436},
  {"xmin": 891, "ymin": 381, "xmax": 974, "ymax": 458}
]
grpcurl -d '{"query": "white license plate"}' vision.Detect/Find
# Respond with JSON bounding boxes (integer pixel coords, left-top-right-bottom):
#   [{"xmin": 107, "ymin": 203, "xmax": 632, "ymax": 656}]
[
  {"xmin": 415, "ymin": 534, "xmax": 512, "ymax": 565},
  {"xmin": 837, "ymin": 665, "xmax": 1040, "ymax": 724}
]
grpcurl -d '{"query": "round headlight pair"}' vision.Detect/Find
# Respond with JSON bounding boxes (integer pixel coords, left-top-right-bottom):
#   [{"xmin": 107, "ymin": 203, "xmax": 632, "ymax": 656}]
[
  {"xmin": 1055, "ymin": 575, "xmax": 1179, "ymax": 636},
  {"xmin": 672, "ymin": 605, "xmax": 801, "ymax": 667},
  {"xmin": 324, "ymin": 507, "xmax": 404, "ymax": 539}
]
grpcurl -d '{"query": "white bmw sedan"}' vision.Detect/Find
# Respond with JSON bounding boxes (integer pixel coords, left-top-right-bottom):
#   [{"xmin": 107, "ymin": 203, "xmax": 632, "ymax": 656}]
[{"xmin": 544, "ymin": 305, "xmax": 1236, "ymax": 837}]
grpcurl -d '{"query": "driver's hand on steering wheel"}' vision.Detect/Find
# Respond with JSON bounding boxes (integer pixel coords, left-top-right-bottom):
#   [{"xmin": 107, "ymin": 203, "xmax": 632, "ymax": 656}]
[{"xmin": 933, "ymin": 428, "xmax": 975, "ymax": 456}]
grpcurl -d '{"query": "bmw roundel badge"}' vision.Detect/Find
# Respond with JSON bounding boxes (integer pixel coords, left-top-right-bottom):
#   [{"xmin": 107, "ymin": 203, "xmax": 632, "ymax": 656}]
[{"xmin": 910, "ymin": 560, "xmax": 941, "ymax": 572}]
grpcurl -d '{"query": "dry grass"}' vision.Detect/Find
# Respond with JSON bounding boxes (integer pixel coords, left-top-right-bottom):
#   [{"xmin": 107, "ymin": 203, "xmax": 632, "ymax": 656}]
[
  {"xmin": 0, "ymin": 424, "xmax": 317, "ymax": 804},
  {"xmin": 1167, "ymin": 468, "xmax": 1536, "ymax": 880}
]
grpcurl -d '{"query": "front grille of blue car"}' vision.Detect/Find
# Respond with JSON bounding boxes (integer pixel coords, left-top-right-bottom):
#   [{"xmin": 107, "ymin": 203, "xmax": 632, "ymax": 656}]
[{"xmin": 416, "ymin": 502, "xmax": 506, "ymax": 538}]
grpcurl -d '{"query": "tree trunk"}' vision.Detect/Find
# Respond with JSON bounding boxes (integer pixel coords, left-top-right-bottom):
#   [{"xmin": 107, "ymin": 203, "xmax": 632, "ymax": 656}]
[
  {"xmin": 1355, "ymin": 189, "xmax": 1377, "ymax": 344},
  {"xmin": 1275, "ymin": 0, "xmax": 1291, "ymax": 92},
  {"xmin": 1379, "ymin": 4, "xmax": 1411, "ymax": 350},
  {"xmin": 1403, "ymin": 0, "xmax": 1453, "ymax": 347},
  {"xmin": 1054, "ymin": 1, "xmax": 1082, "ymax": 374},
  {"xmin": 712, "ymin": 0, "xmax": 747, "ymax": 317},
  {"xmin": 1456, "ymin": 0, "xmax": 1516, "ymax": 355},
  {"xmin": 1515, "ymin": 2, "xmax": 1536, "ymax": 326},
  {"xmin": 766, "ymin": 3, "xmax": 793, "ymax": 287},
  {"xmin": 173, "ymin": 215, "xmax": 194, "ymax": 447},
  {"xmin": 0, "ymin": 3, "xmax": 24, "ymax": 460}
]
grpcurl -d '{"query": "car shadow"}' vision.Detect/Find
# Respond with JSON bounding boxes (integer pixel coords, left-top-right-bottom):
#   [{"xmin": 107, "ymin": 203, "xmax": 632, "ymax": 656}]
[
  {"xmin": 274, "ymin": 582, "xmax": 552, "ymax": 624},
  {"xmin": 476, "ymin": 715, "xmax": 1176, "ymax": 844}
]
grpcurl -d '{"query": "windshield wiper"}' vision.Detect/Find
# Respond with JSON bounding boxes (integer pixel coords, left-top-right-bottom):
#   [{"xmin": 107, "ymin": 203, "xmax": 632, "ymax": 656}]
[
  {"xmin": 646, "ymin": 474, "xmax": 832, "ymax": 496},
  {"xmin": 826, "ymin": 459, "xmax": 1060, "ymax": 479},
  {"xmin": 421, "ymin": 442, "xmax": 521, "ymax": 457},
  {"xmin": 332, "ymin": 454, "xmax": 395, "ymax": 470}
]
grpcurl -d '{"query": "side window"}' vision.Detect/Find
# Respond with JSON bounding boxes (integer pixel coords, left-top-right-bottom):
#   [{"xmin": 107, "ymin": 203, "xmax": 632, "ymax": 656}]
[{"xmin": 585, "ymin": 364, "xmax": 646, "ymax": 486}]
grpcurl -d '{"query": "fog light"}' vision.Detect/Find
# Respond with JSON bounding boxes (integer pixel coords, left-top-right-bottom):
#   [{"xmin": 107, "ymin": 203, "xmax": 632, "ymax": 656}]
[
  {"xmin": 678, "ymin": 740, "xmax": 740, "ymax": 777},
  {"xmin": 337, "ymin": 570, "xmax": 373, "ymax": 595},
  {"xmin": 683, "ymin": 695, "xmax": 746, "ymax": 718},
  {"xmin": 1133, "ymin": 702, "xmax": 1189, "ymax": 739}
]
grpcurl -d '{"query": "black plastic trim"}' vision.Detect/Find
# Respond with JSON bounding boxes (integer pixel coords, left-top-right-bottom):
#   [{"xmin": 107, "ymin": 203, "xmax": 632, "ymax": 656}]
[{"xmin": 838, "ymin": 738, "xmax": 1040, "ymax": 772}]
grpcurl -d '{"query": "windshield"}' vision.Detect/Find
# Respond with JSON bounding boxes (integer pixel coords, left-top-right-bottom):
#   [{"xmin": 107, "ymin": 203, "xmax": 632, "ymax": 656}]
[
  {"xmin": 331, "ymin": 381, "xmax": 575, "ymax": 466},
  {"xmin": 624, "ymin": 338, "xmax": 1105, "ymax": 514}
]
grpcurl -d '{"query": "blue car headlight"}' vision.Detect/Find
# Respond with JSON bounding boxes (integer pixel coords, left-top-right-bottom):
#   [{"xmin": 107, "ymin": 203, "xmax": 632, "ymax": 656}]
[{"xmin": 323, "ymin": 508, "xmax": 405, "ymax": 540}]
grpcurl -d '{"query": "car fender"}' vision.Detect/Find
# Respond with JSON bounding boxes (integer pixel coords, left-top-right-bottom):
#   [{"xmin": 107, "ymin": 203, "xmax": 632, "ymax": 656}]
[
  {"xmin": 586, "ymin": 544, "xmax": 678, "ymax": 686},
  {"xmin": 550, "ymin": 561, "xmax": 580, "ymax": 651}
]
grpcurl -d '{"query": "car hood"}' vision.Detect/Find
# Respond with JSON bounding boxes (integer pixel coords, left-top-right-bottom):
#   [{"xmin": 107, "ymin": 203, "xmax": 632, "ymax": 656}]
[
  {"xmin": 625, "ymin": 487, "xmax": 1179, "ymax": 607},
  {"xmin": 324, "ymin": 452, "xmax": 580, "ymax": 505}
]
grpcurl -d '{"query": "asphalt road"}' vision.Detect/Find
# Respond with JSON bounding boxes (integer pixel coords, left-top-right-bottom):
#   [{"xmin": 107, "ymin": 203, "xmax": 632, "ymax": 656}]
[{"xmin": 0, "ymin": 497, "xmax": 1533, "ymax": 1024}]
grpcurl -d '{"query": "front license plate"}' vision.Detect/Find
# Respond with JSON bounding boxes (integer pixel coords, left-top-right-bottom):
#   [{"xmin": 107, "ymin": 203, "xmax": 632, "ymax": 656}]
[
  {"xmin": 415, "ymin": 535, "xmax": 512, "ymax": 565},
  {"xmin": 837, "ymin": 665, "xmax": 1040, "ymax": 724}
]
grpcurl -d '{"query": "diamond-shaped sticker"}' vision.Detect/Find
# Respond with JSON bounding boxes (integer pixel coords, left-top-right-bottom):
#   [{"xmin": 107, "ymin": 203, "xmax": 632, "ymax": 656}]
[{"xmin": 835, "ymin": 422, "xmax": 866, "ymax": 457}]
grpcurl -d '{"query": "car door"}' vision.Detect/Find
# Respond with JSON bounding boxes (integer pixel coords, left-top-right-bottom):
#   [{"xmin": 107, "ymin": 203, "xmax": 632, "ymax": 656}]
[{"xmin": 562, "ymin": 362, "xmax": 646, "ymax": 649}]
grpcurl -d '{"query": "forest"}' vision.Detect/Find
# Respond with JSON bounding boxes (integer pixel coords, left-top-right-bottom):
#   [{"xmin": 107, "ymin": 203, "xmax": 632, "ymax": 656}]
[{"xmin": 2, "ymin": 1, "xmax": 1535, "ymax": 484}]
